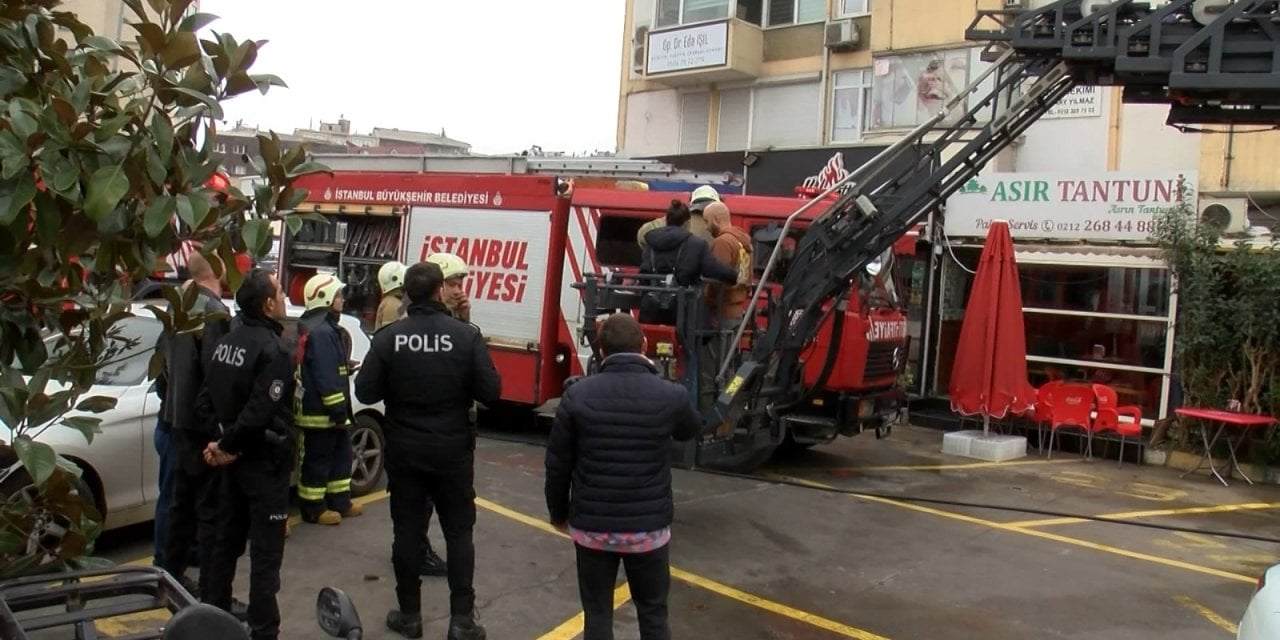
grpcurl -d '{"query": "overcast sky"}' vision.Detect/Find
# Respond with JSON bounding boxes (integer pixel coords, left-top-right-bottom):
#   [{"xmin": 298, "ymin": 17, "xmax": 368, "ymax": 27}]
[{"xmin": 198, "ymin": 0, "xmax": 625, "ymax": 155}]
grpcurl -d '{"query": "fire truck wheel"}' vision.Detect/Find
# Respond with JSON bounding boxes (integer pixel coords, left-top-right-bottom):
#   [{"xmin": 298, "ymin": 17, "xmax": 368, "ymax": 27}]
[
  {"xmin": 348, "ymin": 414, "xmax": 385, "ymax": 497},
  {"xmin": 779, "ymin": 430, "xmax": 816, "ymax": 453},
  {"xmin": 701, "ymin": 442, "xmax": 779, "ymax": 474}
]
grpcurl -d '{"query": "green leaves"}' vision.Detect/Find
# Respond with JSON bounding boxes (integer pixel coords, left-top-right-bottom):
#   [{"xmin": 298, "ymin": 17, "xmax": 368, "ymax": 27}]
[
  {"xmin": 143, "ymin": 194, "xmax": 176, "ymax": 238},
  {"xmin": 84, "ymin": 165, "xmax": 130, "ymax": 222},
  {"xmin": 0, "ymin": 173, "xmax": 36, "ymax": 225},
  {"xmin": 241, "ymin": 218, "xmax": 271, "ymax": 256},
  {"xmin": 12, "ymin": 437, "xmax": 57, "ymax": 486}
]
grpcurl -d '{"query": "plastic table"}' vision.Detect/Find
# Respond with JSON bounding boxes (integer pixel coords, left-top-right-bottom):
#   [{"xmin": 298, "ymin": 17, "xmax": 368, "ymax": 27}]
[{"xmin": 1175, "ymin": 408, "xmax": 1277, "ymax": 487}]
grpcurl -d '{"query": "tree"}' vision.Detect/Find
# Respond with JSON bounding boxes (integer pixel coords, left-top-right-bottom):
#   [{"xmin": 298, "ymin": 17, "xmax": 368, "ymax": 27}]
[
  {"xmin": 0, "ymin": 0, "xmax": 327, "ymax": 577},
  {"xmin": 1154, "ymin": 183, "xmax": 1280, "ymax": 462}
]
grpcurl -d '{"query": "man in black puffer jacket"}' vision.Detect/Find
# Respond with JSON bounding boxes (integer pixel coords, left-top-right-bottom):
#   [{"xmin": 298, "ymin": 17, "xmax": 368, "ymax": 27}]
[{"xmin": 545, "ymin": 313, "xmax": 699, "ymax": 640}]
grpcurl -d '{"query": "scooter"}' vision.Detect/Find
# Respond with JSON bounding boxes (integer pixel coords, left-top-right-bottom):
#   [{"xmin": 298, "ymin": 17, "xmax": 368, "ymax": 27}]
[{"xmin": 0, "ymin": 564, "xmax": 364, "ymax": 640}]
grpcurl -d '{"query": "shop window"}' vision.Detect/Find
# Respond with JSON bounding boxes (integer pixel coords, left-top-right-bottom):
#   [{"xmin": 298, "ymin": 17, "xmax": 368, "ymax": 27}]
[
  {"xmin": 596, "ymin": 215, "xmax": 649, "ymax": 268},
  {"xmin": 831, "ymin": 69, "xmax": 872, "ymax": 143},
  {"xmin": 870, "ymin": 48, "xmax": 992, "ymax": 131},
  {"xmin": 1020, "ymin": 264, "xmax": 1171, "ymax": 317}
]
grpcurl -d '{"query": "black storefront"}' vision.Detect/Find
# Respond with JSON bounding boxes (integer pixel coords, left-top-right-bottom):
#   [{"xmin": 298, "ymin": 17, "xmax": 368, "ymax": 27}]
[{"xmin": 651, "ymin": 145, "xmax": 903, "ymax": 197}]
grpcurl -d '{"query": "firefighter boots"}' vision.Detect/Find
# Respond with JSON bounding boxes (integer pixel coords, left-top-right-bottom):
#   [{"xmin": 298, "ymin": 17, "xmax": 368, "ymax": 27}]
[
  {"xmin": 448, "ymin": 610, "xmax": 486, "ymax": 640},
  {"xmin": 385, "ymin": 609, "xmax": 423, "ymax": 639},
  {"xmin": 342, "ymin": 503, "xmax": 364, "ymax": 518},
  {"xmin": 305, "ymin": 510, "xmax": 342, "ymax": 526}
]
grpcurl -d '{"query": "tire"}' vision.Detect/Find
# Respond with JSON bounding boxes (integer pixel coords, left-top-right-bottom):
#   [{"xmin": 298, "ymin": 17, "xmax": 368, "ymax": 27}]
[
  {"xmin": 700, "ymin": 443, "xmax": 779, "ymax": 474},
  {"xmin": 349, "ymin": 414, "xmax": 385, "ymax": 497}
]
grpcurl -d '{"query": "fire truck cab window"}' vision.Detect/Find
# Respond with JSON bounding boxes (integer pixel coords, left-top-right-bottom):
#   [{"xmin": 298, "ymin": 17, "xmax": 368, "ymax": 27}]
[
  {"xmin": 596, "ymin": 215, "xmax": 648, "ymax": 268},
  {"xmin": 750, "ymin": 224, "xmax": 801, "ymax": 280}
]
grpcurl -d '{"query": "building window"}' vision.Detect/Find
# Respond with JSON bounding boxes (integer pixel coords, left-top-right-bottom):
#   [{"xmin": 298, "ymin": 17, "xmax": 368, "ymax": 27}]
[
  {"xmin": 751, "ymin": 81, "xmax": 821, "ymax": 148},
  {"xmin": 831, "ymin": 69, "xmax": 871, "ymax": 143},
  {"xmin": 655, "ymin": 0, "xmax": 730, "ymax": 27},
  {"xmin": 680, "ymin": 92, "xmax": 711, "ymax": 154},
  {"xmin": 766, "ymin": 0, "xmax": 825, "ymax": 27},
  {"xmin": 870, "ymin": 48, "xmax": 986, "ymax": 130},
  {"xmin": 840, "ymin": 0, "xmax": 871, "ymax": 15},
  {"xmin": 717, "ymin": 88, "xmax": 751, "ymax": 150}
]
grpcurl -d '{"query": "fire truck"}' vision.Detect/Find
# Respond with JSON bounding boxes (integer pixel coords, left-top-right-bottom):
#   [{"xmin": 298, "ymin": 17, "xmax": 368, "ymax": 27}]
[
  {"xmin": 281, "ymin": 159, "xmax": 915, "ymax": 468},
  {"xmin": 280, "ymin": 0, "xmax": 1280, "ymax": 472}
]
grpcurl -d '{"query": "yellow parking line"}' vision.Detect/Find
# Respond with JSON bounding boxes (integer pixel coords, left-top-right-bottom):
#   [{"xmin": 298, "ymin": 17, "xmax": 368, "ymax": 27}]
[
  {"xmin": 780, "ymin": 459, "xmax": 1081, "ymax": 473},
  {"xmin": 765, "ymin": 474, "xmax": 1256, "ymax": 585},
  {"xmin": 475, "ymin": 498, "xmax": 889, "ymax": 639},
  {"xmin": 1173, "ymin": 595, "xmax": 1238, "ymax": 635},
  {"xmin": 535, "ymin": 583, "xmax": 631, "ymax": 640},
  {"xmin": 1011, "ymin": 501, "xmax": 1280, "ymax": 528}
]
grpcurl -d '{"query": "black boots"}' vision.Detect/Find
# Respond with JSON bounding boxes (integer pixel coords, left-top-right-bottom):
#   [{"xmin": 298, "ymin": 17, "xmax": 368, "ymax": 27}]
[
  {"xmin": 385, "ymin": 610, "xmax": 423, "ymax": 639},
  {"xmin": 420, "ymin": 547, "xmax": 447, "ymax": 577},
  {"xmin": 447, "ymin": 610, "xmax": 486, "ymax": 640}
]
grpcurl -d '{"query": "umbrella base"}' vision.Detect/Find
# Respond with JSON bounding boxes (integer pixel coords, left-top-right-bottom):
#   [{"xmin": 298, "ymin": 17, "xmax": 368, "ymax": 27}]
[{"xmin": 942, "ymin": 430, "xmax": 1027, "ymax": 462}]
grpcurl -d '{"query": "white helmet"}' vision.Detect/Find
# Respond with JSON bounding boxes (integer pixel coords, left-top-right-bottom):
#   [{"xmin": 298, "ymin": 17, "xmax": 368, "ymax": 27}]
[
  {"xmin": 378, "ymin": 261, "xmax": 407, "ymax": 293},
  {"xmin": 303, "ymin": 274, "xmax": 345, "ymax": 311}
]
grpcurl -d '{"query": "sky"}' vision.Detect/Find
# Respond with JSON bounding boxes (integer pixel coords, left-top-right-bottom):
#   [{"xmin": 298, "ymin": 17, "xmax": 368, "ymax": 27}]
[{"xmin": 197, "ymin": 0, "xmax": 626, "ymax": 156}]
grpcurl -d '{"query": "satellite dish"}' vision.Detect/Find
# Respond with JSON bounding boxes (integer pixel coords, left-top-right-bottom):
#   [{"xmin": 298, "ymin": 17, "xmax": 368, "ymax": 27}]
[{"xmin": 1191, "ymin": 0, "xmax": 1236, "ymax": 26}]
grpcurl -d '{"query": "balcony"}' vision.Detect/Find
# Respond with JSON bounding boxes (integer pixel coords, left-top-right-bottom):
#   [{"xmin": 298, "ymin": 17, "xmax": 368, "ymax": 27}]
[{"xmin": 640, "ymin": 19, "xmax": 763, "ymax": 87}]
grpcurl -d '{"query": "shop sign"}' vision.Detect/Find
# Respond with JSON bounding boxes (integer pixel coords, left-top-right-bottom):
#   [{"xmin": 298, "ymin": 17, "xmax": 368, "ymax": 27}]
[
  {"xmin": 943, "ymin": 171, "xmax": 1198, "ymax": 242},
  {"xmin": 1041, "ymin": 85, "xmax": 1103, "ymax": 119},
  {"xmin": 647, "ymin": 21, "xmax": 728, "ymax": 74}
]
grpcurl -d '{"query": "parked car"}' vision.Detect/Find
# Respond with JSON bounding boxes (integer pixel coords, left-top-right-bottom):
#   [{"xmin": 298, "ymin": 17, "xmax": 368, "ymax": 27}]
[
  {"xmin": 3, "ymin": 301, "xmax": 386, "ymax": 532},
  {"xmin": 1238, "ymin": 563, "xmax": 1280, "ymax": 639}
]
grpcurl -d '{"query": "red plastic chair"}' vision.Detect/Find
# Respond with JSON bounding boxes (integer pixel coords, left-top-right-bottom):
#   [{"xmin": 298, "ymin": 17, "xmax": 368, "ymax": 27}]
[
  {"xmin": 1030, "ymin": 381, "xmax": 1062, "ymax": 455},
  {"xmin": 1091, "ymin": 384, "xmax": 1143, "ymax": 466},
  {"xmin": 1046, "ymin": 383, "xmax": 1095, "ymax": 459}
]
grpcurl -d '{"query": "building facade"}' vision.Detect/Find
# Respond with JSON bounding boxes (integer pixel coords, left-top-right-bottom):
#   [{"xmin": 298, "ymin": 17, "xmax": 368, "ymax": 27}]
[{"xmin": 616, "ymin": 0, "xmax": 1279, "ymax": 423}]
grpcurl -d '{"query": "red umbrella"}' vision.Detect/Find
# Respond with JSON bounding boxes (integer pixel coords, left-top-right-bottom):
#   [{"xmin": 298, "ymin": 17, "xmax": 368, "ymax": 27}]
[{"xmin": 949, "ymin": 220, "xmax": 1036, "ymax": 434}]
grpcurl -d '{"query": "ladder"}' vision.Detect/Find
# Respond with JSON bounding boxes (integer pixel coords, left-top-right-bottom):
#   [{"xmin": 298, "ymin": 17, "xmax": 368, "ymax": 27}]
[{"xmin": 721, "ymin": 0, "xmax": 1280, "ymax": 416}]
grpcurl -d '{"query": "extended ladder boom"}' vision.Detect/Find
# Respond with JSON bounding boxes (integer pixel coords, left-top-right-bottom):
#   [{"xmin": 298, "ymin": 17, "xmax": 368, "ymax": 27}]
[{"xmin": 719, "ymin": 0, "xmax": 1280, "ymax": 423}]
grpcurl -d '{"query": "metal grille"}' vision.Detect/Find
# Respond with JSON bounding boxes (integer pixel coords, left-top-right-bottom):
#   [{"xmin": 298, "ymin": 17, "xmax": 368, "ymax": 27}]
[{"xmin": 864, "ymin": 342, "xmax": 899, "ymax": 381}]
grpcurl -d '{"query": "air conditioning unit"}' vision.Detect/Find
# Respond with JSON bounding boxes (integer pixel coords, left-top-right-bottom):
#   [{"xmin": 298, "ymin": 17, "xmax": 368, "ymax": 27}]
[
  {"xmin": 824, "ymin": 18, "xmax": 860, "ymax": 51},
  {"xmin": 632, "ymin": 25, "xmax": 649, "ymax": 75},
  {"xmin": 1199, "ymin": 196, "xmax": 1249, "ymax": 234}
]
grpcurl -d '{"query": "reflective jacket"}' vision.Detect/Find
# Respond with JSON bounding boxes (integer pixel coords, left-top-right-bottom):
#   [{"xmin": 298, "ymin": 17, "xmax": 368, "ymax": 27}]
[
  {"xmin": 375, "ymin": 290, "xmax": 405, "ymax": 331},
  {"xmin": 195, "ymin": 314, "xmax": 295, "ymax": 467},
  {"xmin": 294, "ymin": 308, "xmax": 353, "ymax": 429}
]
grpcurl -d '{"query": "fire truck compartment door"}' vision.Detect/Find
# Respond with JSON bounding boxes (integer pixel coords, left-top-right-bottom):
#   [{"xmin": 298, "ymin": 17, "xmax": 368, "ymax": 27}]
[{"xmin": 406, "ymin": 206, "xmax": 551, "ymax": 345}]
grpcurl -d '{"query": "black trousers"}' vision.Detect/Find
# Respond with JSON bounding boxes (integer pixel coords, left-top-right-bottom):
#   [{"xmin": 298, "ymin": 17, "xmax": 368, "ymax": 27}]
[
  {"xmin": 205, "ymin": 459, "xmax": 290, "ymax": 640},
  {"xmin": 387, "ymin": 455, "xmax": 475, "ymax": 615},
  {"xmin": 575, "ymin": 544, "xmax": 671, "ymax": 640},
  {"xmin": 161, "ymin": 462, "xmax": 219, "ymax": 596},
  {"xmin": 298, "ymin": 427, "xmax": 353, "ymax": 520}
]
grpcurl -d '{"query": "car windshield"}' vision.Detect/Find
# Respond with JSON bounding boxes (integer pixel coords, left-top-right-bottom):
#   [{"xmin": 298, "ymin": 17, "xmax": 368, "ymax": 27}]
[
  {"xmin": 29, "ymin": 316, "xmax": 162, "ymax": 387},
  {"xmin": 864, "ymin": 250, "xmax": 904, "ymax": 309}
]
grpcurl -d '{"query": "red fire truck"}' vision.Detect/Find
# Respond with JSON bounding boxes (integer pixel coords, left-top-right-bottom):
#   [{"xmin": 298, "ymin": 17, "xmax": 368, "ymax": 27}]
[{"xmin": 282, "ymin": 160, "xmax": 914, "ymax": 470}]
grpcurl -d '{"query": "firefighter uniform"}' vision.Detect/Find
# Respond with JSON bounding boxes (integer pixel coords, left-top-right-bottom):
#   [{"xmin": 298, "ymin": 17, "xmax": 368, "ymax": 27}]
[
  {"xmin": 196, "ymin": 313, "xmax": 295, "ymax": 640},
  {"xmin": 295, "ymin": 275, "xmax": 361, "ymax": 525},
  {"xmin": 354, "ymin": 292, "xmax": 501, "ymax": 640},
  {"xmin": 375, "ymin": 261, "xmax": 408, "ymax": 331}
]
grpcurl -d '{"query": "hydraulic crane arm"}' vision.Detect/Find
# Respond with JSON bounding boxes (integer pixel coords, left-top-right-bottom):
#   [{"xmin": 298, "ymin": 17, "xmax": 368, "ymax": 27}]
[{"xmin": 716, "ymin": 0, "xmax": 1280, "ymax": 425}]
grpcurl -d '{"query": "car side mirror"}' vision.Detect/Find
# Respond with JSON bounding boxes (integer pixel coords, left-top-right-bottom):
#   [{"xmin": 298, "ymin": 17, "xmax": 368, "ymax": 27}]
[{"xmin": 316, "ymin": 587, "xmax": 362, "ymax": 639}]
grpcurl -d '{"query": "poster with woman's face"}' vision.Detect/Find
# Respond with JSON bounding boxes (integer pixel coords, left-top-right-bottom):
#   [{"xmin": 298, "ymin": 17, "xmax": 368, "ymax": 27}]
[{"xmin": 871, "ymin": 49, "xmax": 970, "ymax": 129}]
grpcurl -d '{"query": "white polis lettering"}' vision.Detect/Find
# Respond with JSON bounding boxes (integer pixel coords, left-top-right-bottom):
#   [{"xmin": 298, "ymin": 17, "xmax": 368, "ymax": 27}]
[
  {"xmin": 393, "ymin": 334, "xmax": 454, "ymax": 353},
  {"xmin": 212, "ymin": 343, "xmax": 247, "ymax": 367}
]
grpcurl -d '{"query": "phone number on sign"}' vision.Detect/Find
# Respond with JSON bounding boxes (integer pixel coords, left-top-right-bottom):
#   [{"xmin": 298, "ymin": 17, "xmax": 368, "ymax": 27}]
[{"xmin": 1034, "ymin": 218, "xmax": 1163, "ymax": 234}]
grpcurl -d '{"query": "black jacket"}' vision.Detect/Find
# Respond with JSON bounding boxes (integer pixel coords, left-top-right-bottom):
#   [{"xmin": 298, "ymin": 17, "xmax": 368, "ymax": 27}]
[
  {"xmin": 544, "ymin": 353, "xmax": 699, "ymax": 533},
  {"xmin": 160, "ymin": 285, "xmax": 231, "ymax": 471},
  {"xmin": 294, "ymin": 308, "xmax": 352, "ymax": 429},
  {"xmin": 195, "ymin": 314, "xmax": 296, "ymax": 468},
  {"xmin": 640, "ymin": 225, "xmax": 736, "ymax": 287},
  {"xmin": 354, "ymin": 300, "xmax": 501, "ymax": 472}
]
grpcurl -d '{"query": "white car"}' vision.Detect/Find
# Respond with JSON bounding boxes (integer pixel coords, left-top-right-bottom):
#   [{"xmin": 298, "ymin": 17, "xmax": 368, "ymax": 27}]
[
  {"xmin": 2, "ymin": 301, "xmax": 387, "ymax": 532},
  {"xmin": 1238, "ymin": 564, "xmax": 1280, "ymax": 639}
]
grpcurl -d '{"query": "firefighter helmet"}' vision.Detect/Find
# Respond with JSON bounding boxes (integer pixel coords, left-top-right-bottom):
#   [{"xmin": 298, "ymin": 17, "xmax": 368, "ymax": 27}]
[
  {"xmin": 377, "ymin": 261, "xmax": 407, "ymax": 293},
  {"xmin": 425, "ymin": 252, "xmax": 469, "ymax": 281},
  {"xmin": 689, "ymin": 185, "xmax": 721, "ymax": 211},
  {"xmin": 303, "ymin": 274, "xmax": 345, "ymax": 311}
]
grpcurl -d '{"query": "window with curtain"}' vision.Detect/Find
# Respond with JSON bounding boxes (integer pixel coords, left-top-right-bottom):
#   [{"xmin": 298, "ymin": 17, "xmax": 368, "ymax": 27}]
[
  {"xmin": 831, "ymin": 69, "xmax": 871, "ymax": 142},
  {"xmin": 767, "ymin": 0, "xmax": 825, "ymax": 27}
]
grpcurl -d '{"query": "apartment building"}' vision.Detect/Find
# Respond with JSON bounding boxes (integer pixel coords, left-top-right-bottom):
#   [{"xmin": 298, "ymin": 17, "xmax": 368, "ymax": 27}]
[{"xmin": 618, "ymin": 0, "xmax": 1278, "ymax": 421}]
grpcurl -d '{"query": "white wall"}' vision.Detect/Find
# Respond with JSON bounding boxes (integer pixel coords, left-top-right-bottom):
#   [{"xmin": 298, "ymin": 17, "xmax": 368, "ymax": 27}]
[
  {"xmin": 1117, "ymin": 104, "xmax": 1202, "ymax": 172},
  {"xmin": 622, "ymin": 90, "xmax": 682, "ymax": 157},
  {"xmin": 1015, "ymin": 88, "xmax": 1112, "ymax": 173}
]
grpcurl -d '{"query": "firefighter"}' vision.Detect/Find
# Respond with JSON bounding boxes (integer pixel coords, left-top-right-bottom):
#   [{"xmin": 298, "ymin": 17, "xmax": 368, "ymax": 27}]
[
  {"xmin": 196, "ymin": 268, "xmax": 296, "ymax": 640},
  {"xmin": 375, "ymin": 261, "xmax": 408, "ymax": 331},
  {"xmin": 295, "ymin": 274, "xmax": 363, "ymax": 525},
  {"xmin": 354, "ymin": 261, "xmax": 501, "ymax": 640},
  {"xmin": 425, "ymin": 252, "xmax": 471, "ymax": 323},
  {"xmin": 636, "ymin": 184, "xmax": 718, "ymax": 250}
]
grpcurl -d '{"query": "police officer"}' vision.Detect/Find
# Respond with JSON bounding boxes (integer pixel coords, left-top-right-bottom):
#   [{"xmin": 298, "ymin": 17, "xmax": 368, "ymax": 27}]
[
  {"xmin": 295, "ymin": 274, "xmax": 362, "ymax": 525},
  {"xmin": 375, "ymin": 261, "xmax": 408, "ymax": 331},
  {"xmin": 196, "ymin": 268, "xmax": 295, "ymax": 640},
  {"xmin": 355, "ymin": 261, "xmax": 501, "ymax": 640},
  {"xmin": 160, "ymin": 254, "xmax": 232, "ymax": 601}
]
